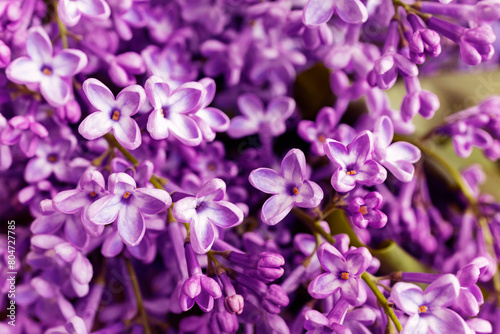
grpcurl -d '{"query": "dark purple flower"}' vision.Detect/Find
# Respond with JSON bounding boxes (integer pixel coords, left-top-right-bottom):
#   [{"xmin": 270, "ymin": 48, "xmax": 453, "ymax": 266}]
[
  {"xmin": 324, "ymin": 131, "xmax": 387, "ymax": 193},
  {"xmin": 308, "ymin": 243, "xmax": 372, "ymax": 303},
  {"xmin": 249, "ymin": 149, "xmax": 324, "ymax": 225},
  {"xmin": 347, "ymin": 191, "xmax": 387, "ymax": 229}
]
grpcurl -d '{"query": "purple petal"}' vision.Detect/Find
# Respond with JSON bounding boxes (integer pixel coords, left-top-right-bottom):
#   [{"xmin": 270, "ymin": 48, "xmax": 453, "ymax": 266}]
[
  {"xmin": 267, "ymin": 96, "xmax": 295, "ymax": 120},
  {"xmin": 132, "ymin": 188, "xmax": 171, "ymax": 215},
  {"xmin": 426, "ymin": 308, "xmax": 469, "ymax": 334},
  {"xmin": 113, "ymin": 116, "xmax": 141, "ymax": 150},
  {"xmin": 295, "ymin": 180, "xmax": 324, "ymax": 208},
  {"xmin": 340, "ymin": 277, "xmax": 361, "ymax": 304},
  {"xmin": 195, "ymin": 107, "xmax": 229, "ymax": 131},
  {"xmin": 317, "ymin": 242, "xmax": 346, "ymax": 273},
  {"xmin": 147, "ymin": 108, "xmax": 170, "ymax": 140},
  {"xmin": 78, "ymin": 0, "xmax": 110, "ymax": 18},
  {"xmin": 324, "ymin": 139, "xmax": 348, "ymax": 169},
  {"xmin": 345, "ymin": 247, "xmax": 372, "ymax": 274},
  {"xmin": 117, "ymin": 205, "xmax": 145, "ymax": 246},
  {"xmin": 307, "ymin": 273, "xmax": 341, "ymax": 298},
  {"xmin": 82, "ymin": 78, "xmax": 115, "ymax": 112},
  {"xmin": 173, "ymin": 196, "xmax": 197, "ymax": 223},
  {"xmin": 204, "ymin": 201, "xmax": 243, "ymax": 228},
  {"xmin": 40, "ymin": 75, "xmax": 71, "ymax": 107},
  {"xmin": 190, "ymin": 216, "xmax": 216, "ymax": 254},
  {"xmin": 302, "ymin": 0, "xmax": 335, "ymax": 26},
  {"xmin": 457, "ymin": 264, "xmax": 480, "ymax": 287},
  {"xmin": 336, "ymin": 0, "xmax": 368, "ymax": 24},
  {"xmin": 237, "ymin": 93, "xmax": 264, "ymax": 116},
  {"xmin": 6, "ymin": 57, "xmax": 42, "ymax": 84},
  {"xmin": 197, "ymin": 178, "xmax": 226, "ymax": 202},
  {"xmin": 72, "ymin": 253, "xmax": 93, "ymax": 284},
  {"xmin": 281, "ymin": 149, "xmax": 306, "ymax": 183},
  {"xmin": 391, "ymin": 282, "xmax": 423, "ymax": 314},
  {"xmin": 26, "ymin": 27, "xmax": 53, "ymax": 64},
  {"xmin": 169, "ymin": 113, "xmax": 202, "ymax": 146},
  {"xmin": 53, "ymin": 189, "xmax": 88, "ymax": 214},
  {"xmin": 31, "ymin": 214, "xmax": 65, "ymax": 234},
  {"xmin": 227, "ymin": 115, "xmax": 260, "ymax": 138},
  {"xmin": 249, "ymin": 168, "xmax": 286, "ymax": 194},
  {"xmin": 356, "ymin": 160, "xmax": 387, "ymax": 186},
  {"xmin": 261, "ymin": 194, "xmax": 294, "ymax": 225},
  {"xmin": 386, "ymin": 142, "xmax": 421, "ymax": 163},
  {"xmin": 115, "ymin": 85, "xmax": 146, "ymax": 117},
  {"xmin": 58, "ymin": 0, "xmax": 81, "ymax": 26},
  {"xmin": 78, "ymin": 111, "xmax": 113, "ymax": 140},
  {"xmin": 331, "ymin": 169, "xmax": 357, "ymax": 193},
  {"xmin": 24, "ymin": 157, "xmax": 53, "ymax": 183},
  {"xmin": 403, "ymin": 314, "xmax": 429, "ymax": 334},
  {"xmin": 424, "ymin": 274, "xmax": 459, "ymax": 308},
  {"xmin": 456, "ymin": 289, "xmax": 480, "ymax": 316},
  {"xmin": 168, "ymin": 83, "xmax": 204, "ymax": 114},
  {"xmin": 87, "ymin": 194, "xmax": 121, "ymax": 225},
  {"xmin": 101, "ymin": 230, "xmax": 124, "ymax": 257},
  {"xmin": 65, "ymin": 215, "xmax": 88, "ymax": 249},
  {"xmin": 53, "ymin": 50, "xmax": 87, "ymax": 77}
]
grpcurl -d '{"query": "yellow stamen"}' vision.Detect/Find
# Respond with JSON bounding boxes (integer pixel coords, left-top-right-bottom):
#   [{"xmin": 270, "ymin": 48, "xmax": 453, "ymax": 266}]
[
  {"xmin": 123, "ymin": 191, "xmax": 131, "ymax": 199},
  {"xmin": 90, "ymin": 191, "xmax": 97, "ymax": 197},
  {"xmin": 292, "ymin": 187, "xmax": 299, "ymax": 195},
  {"xmin": 340, "ymin": 272, "xmax": 349, "ymax": 280},
  {"xmin": 359, "ymin": 206, "xmax": 368, "ymax": 215},
  {"xmin": 42, "ymin": 68, "xmax": 52, "ymax": 75},
  {"xmin": 48, "ymin": 154, "xmax": 57, "ymax": 162},
  {"xmin": 160, "ymin": 108, "xmax": 164, "ymax": 117},
  {"xmin": 318, "ymin": 134, "xmax": 326, "ymax": 143},
  {"xmin": 112, "ymin": 110, "xmax": 120, "ymax": 121},
  {"xmin": 346, "ymin": 170, "xmax": 356, "ymax": 175},
  {"xmin": 419, "ymin": 305, "xmax": 428, "ymax": 313}
]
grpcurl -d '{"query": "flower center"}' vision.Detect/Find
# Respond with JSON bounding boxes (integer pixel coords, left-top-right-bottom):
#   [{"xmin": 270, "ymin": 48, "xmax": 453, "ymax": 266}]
[
  {"xmin": 358, "ymin": 206, "xmax": 368, "ymax": 215},
  {"xmin": 112, "ymin": 110, "xmax": 120, "ymax": 121},
  {"xmin": 292, "ymin": 187, "xmax": 299, "ymax": 195},
  {"xmin": 47, "ymin": 154, "xmax": 58, "ymax": 163},
  {"xmin": 418, "ymin": 305, "xmax": 428, "ymax": 313},
  {"xmin": 340, "ymin": 272, "xmax": 349, "ymax": 280},
  {"xmin": 208, "ymin": 163, "xmax": 216, "ymax": 171},
  {"xmin": 41, "ymin": 66, "xmax": 52, "ymax": 76},
  {"xmin": 123, "ymin": 191, "xmax": 132, "ymax": 199},
  {"xmin": 346, "ymin": 170, "xmax": 356, "ymax": 175},
  {"xmin": 318, "ymin": 134, "xmax": 326, "ymax": 143},
  {"xmin": 90, "ymin": 191, "xmax": 97, "ymax": 197}
]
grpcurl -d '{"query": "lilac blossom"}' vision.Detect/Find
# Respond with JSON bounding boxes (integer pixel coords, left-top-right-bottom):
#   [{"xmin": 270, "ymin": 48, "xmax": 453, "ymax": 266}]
[
  {"xmin": 249, "ymin": 149, "xmax": 324, "ymax": 225},
  {"xmin": 302, "ymin": 0, "xmax": 368, "ymax": 26},
  {"xmin": 57, "ymin": 0, "xmax": 111, "ymax": 27},
  {"xmin": 347, "ymin": 191, "xmax": 387, "ymax": 229},
  {"xmin": 324, "ymin": 131, "xmax": 387, "ymax": 193},
  {"xmin": 78, "ymin": 78, "xmax": 146, "ymax": 150},
  {"xmin": 88, "ymin": 172, "xmax": 171, "ymax": 246},
  {"xmin": 173, "ymin": 178, "xmax": 244, "ymax": 254},
  {"xmin": 298, "ymin": 107, "xmax": 338, "ymax": 156},
  {"xmin": 6, "ymin": 27, "xmax": 87, "ymax": 107},
  {"xmin": 391, "ymin": 274, "xmax": 469, "ymax": 334},
  {"xmin": 308, "ymin": 243, "xmax": 372, "ymax": 304}
]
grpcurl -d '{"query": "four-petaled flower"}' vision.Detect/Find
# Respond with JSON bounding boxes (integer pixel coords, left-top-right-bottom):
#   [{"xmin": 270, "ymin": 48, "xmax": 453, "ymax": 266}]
[
  {"xmin": 302, "ymin": 0, "xmax": 368, "ymax": 26},
  {"xmin": 88, "ymin": 173, "xmax": 171, "ymax": 246},
  {"xmin": 79, "ymin": 78, "xmax": 146, "ymax": 150},
  {"xmin": 6, "ymin": 27, "xmax": 88, "ymax": 107},
  {"xmin": 347, "ymin": 191, "xmax": 387, "ymax": 229},
  {"xmin": 58, "ymin": 0, "xmax": 110, "ymax": 27},
  {"xmin": 308, "ymin": 242, "xmax": 372, "ymax": 304},
  {"xmin": 249, "ymin": 149, "xmax": 324, "ymax": 225},
  {"xmin": 173, "ymin": 178, "xmax": 244, "ymax": 254},
  {"xmin": 324, "ymin": 131, "xmax": 387, "ymax": 193},
  {"xmin": 391, "ymin": 274, "xmax": 469, "ymax": 334}
]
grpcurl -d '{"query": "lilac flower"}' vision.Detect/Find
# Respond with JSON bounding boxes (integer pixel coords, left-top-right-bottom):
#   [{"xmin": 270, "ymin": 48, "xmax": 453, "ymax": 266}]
[
  {"xmin": 88, "ymin": 172, "xmax": 171, "ymax": 246},
  {"xmin": 302, "ymin": 0, "xmax": 368, "ymax": 26},
  {"xmin": 400, "ymin": 76, "xmax": 440, "ymax": 122},
  {"xmin": 57, "ymin": 0, "xmax": 111, "ymax": 27},
  {"xmin": 6, "ymin": 27, "xmax": 88, "ymax": 107},
  {"xmin": 249, "ymin": 149, "xmax": 324, "ymax": 225},
  {"xmin": 308, "ymin": 243, "xmax": 372, "ymax": 303},
  {"xmin": 52, "ymin": 170, "xmax": 107, "ymax": 237},
  {"xmin": 145, "ymin": 76, "xmax": 204, "ymax": 146},
  {"xmin": 298, "ymin": 107, "xmax": 338, "ymax": 156},
  {"xmin": 347, "ymin": 191, "xmax": 387, "ymax": 229},
  {"xmin": 227, "ymin": 93, "xmax": 295, "ymax": 139},
  {"xmin": 24, "ymin": 140, "xmax": 71, "ymax": 183},
  {"xmin": 373, "ymin": 116, "xmax": 421, "ymax": 182},
  {"xmin": 324, "ymin": 131, "xmax": 387, "ymax": 193},
  {"xmin": 304, "ymin": 309, "xmax": 352, "ymax": 334},
  {"xmin": 391, "ymin": 274, "xmax": 469, "ymax": 334},
  {"xmin": 407, "ymin": 14, "xmax": 441, "ymax": 64},
  {"xmin": 173, "ymin": 178, "xmax": 244, "ymax": 254},
  {"xmin": 455, "ymin": 262, "xmax": 484, "ymax": 316},
  {"xmin": 78, "ymin": 78, "xmax": 146, "ymax": 150}
]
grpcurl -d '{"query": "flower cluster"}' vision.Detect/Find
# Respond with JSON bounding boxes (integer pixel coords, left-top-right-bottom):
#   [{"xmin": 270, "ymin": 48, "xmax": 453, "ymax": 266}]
[{"xmin": 1, "ymin": 0, "xmax": 500, "ymax": 333}]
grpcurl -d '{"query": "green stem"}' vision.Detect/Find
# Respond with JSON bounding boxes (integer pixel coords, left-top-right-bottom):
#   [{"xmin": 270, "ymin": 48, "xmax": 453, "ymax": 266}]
[
  {"xmin": 362, "ymin": 272, "xmax": 403, "ymax": 332},
  {"xmin": 291, "ymin": 207, "xmax": 335, "ymax": 244},
  {"xmin": 124, "ymin": 257, "xmax": 152, "ymax": 334},
  {"xmin": 103, "ymin": 133, "xmax": 168, "ymax": 190},
  {"xmin": 53, "ymin": 0, "xmax": 69, "ymax": 49}
]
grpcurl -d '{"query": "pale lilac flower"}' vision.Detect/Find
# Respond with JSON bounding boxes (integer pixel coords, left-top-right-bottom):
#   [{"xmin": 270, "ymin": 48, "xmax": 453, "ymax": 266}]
[
  {"xmin": 227, "ymin": 93, "xmax": 295, "ymax": 139},
  {"xmin": 249, "ymin": 149, "xmax": 324, "ymax": 225},
  {"xmin": 57, "ymin": 0, "xmax": 111, "ymax": 27},
  {"xmin": 454, "ymin": 262, "xmax": 484, "ymax": 316},
  {"xmin": 304, "ymin": 309, "xmax": 352, "ymax": 334},
  {"xmin": 391, "ymin": 274, "xmax": 469, "ymax": 334},
  {"xmin": 373, "ymin": 116, "xmax": 421, "ymax": 182},
  {"xmin": 145, "ymin": 76, "xmax": 204, "ymax": 146},
  {"xmin": 24, "ymin": 140, "xmax": 71, "ymax": 183},
  {"xmin": 308, "ymin": 243, "xmax": 372, "ymax": 304},
  {"xmin": 173, "ymin": 178, "xmax": 244, "ymax": 254},
  {"xmin": 78, "ymin": 78, "xmax": 145, "ymax": 150},
  {"xmin": 324, "ymin": 131, "xmax": 387, "ymax": 193},
  {"xmin": 302, "ymin": 0, "xmax": 368, "ymax": 26},
  {"xmin": 6, "ymin": 27, "xmax": 87, "ymax": 107},
  {"xmin": 88, "ymin": 173, "xmax": 171, "ymax": 246}
]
